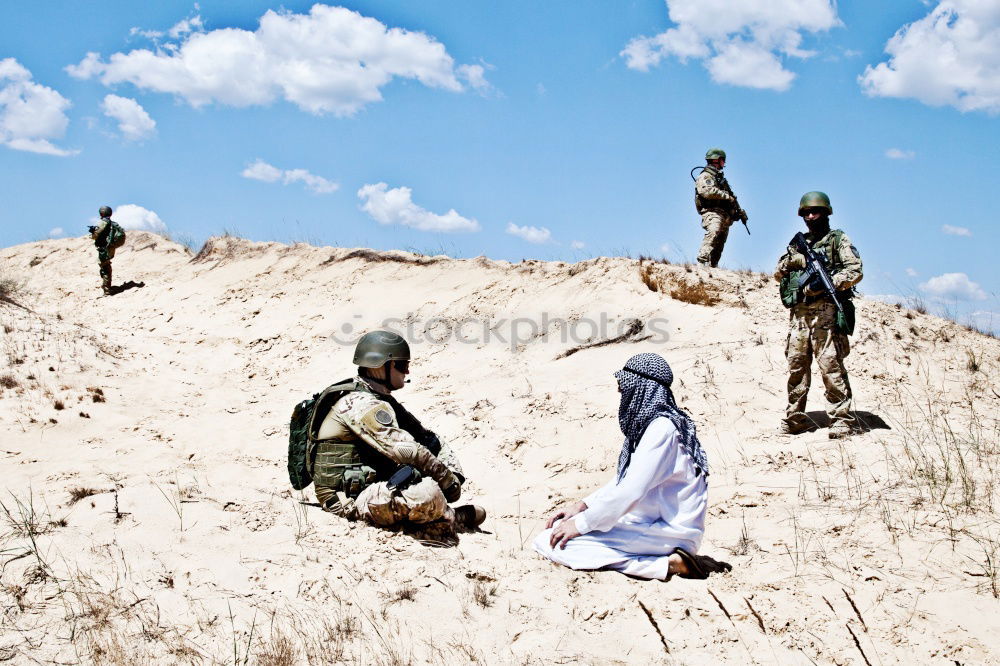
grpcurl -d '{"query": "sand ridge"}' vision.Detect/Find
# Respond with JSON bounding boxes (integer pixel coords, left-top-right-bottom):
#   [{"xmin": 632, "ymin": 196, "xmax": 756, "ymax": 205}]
[{"xmin": 1, "ymin": 232, "xmax": 998, "ymax": 664}]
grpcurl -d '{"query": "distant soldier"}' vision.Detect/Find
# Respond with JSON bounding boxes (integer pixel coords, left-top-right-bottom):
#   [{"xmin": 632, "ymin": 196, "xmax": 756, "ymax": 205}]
[
  {"xmin": 774, "ymin": 192, "xmax": 863, "ymax": 439},
  {"xmin": 311, "ymin": 331, "xmax": 486, "ymax": 535},
  {"xmin": 694, "ymin": 148, "xmax": 747, "ymax": 267},
  {"xmin": 88, "ymin": 206, "xmax": 126, "ymax": 296}
]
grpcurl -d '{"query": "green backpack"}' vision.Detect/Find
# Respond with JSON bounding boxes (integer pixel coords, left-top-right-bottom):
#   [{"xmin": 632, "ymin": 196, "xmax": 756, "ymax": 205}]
[
  {"xmin": 106, "ymin": 221, "xmax": 127, "ymax": 250},
  {"xmin": 287, "ymin": 377, "xmax": 367, "ymax": 490}
]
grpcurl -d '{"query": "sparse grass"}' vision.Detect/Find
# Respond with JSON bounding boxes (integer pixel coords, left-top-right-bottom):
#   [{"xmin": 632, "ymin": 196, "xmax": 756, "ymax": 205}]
[
  {"xmin": 0, "ymin": 274, "xmax": 22, "ymax": 302},
  {"xmin": 966, "ymin": 349, "xmax": 981, "ymax": 372},
  {"xmin": 670, "ymin": 280, "xmax": 721, "ymax": 306},
  {"xmin": 471, "ymin": 580, "xmax": 498, "ymax": 608},
  {"xmin": 392, "ymin": 584, "xmax": 417, "ymax": 603},
  {"xmin": 68, "ymin": 487, "xmax": 103, "ymax": 505},
  {"xmin": 639, "ymin": 264, "xmax": 663, "ymax": 292}
]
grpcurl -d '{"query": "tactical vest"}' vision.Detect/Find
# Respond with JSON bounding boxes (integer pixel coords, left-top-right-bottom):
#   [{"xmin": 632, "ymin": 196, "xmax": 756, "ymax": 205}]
[
  {"xmin": 309, "ymin": 380, "xmax": 392, "ymax": 500},
  {"xmin": 694, "ymin": 166, "xmax": 734, "ymax": 215}
]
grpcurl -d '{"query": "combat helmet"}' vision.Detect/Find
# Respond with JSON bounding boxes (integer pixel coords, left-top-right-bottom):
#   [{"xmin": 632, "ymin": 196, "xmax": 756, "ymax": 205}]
[
  {"xmin": 99, "ymin": 205, "xmax": 112, "ymax": 218},
  {"xmin": 798, "ymin": 191, "xmax": 832, "ymax": 216},
  {"xmin": 353, "ymin": 330, "xmax": 410, "ymax": 368},
  {"xmin": 705, "ymin": 148, "xmax": 726, "ymax": 161}
]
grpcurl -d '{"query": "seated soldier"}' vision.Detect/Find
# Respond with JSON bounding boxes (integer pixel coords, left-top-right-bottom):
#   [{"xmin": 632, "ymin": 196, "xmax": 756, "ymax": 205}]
[{"xmin": 312, "ymin": 330, "xmax": 485, "ymax": 534}]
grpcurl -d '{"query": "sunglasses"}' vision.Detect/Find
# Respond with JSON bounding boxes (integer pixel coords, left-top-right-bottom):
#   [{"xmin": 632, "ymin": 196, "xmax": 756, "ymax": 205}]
[{"xmin": 392, "ymin": 360, "xmax": 410, "ymax": 372}]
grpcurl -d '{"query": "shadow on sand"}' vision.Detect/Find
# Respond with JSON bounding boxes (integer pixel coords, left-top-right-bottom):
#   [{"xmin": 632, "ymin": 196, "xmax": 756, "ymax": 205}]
[
  {"xmin": 805, "ymin": 410, "xmax": 891, "ymax": 432},
  {"xmin": 109, "ymin": 281, "xmax": 146, "ymax": 295}
]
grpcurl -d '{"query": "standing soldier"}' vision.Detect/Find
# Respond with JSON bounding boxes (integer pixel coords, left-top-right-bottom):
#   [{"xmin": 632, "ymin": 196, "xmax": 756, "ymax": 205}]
[
  {"xmin": 88, "ymin": 206, "xmax": 126, "ymax": 296},
  {"xmin": 694, "ymin": 148, "xmax": 747, "ymax": 267},
  {"xmin": 774, "ymin": 192, "xmax": 863, "ymax": 439},
  {"xmin": 310, "ymin": 330, "xmax": 486, "ymax": 535}
]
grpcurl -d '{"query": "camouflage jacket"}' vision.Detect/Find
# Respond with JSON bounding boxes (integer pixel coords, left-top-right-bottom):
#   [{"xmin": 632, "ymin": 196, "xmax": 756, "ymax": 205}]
[
  {"xmin": 695, "ymin": 166, "xmax": 737, "ymax": 215},
  {"xmin": 316, "ymin": 378, "xmax": 462, "ymax": 490},
  {"xmin": 774, "ymin": 228, "xmax": 863, "ymax": 291}
]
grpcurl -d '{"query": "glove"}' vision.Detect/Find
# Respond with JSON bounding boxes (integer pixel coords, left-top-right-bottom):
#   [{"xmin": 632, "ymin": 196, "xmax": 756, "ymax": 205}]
[
  {"xmin": 787, "ymin": 253, "xmax": 807, "ymax": 271},
  {"xmin": 803, "ymin": 272, "xmax": 825, "ymax": 297},
  {"xmin": 443, "ymin": 479, "xmax": 462, "ymax": 503}
]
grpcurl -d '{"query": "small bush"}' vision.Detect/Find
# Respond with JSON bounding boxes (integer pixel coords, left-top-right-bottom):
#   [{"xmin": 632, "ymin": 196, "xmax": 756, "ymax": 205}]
[
  {"xmin": 0, "ymin": 375, "xmax": 18, "ymax": 389},
  {"xmin": 639, "ymin": 264, "xmax": 664, "ymax": 292},
  {"xmin": 670, "ymin": 281, "xmax": 721, "ymax": 306},
  {"xmin": 53, "ymin": 399, "xmax": 65, "ymax": 411}
]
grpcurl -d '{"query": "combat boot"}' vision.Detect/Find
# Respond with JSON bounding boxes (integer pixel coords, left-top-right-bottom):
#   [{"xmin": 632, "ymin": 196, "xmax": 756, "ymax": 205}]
[
  {"xmin": 778, "ymin": 420, "xmax": 814, "ymax": 435},
  {"xmin": 828, "ymin": 424, "xmax": 852, "ymax": 440},
  {"xmin": 454, "ymin": 504, "xmax": 486, "ymax": 531}
]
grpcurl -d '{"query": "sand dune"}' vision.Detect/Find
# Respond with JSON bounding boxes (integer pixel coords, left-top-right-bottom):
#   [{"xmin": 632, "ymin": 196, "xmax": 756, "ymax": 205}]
[{"xmin": 1, "ymin": 231, "xmax": 998, "ymax": 664}]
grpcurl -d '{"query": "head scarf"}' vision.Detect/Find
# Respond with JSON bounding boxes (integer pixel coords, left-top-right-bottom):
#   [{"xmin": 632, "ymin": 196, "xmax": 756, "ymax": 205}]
[{"xmin": 614, "ymin": 353, "xmax": 708, "ymax": 482}]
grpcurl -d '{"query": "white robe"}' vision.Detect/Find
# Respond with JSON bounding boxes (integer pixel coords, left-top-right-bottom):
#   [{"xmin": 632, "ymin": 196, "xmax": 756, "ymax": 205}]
[{"xmin": 532, "ymin": 417, "xmax": 708, "ymax": 580}]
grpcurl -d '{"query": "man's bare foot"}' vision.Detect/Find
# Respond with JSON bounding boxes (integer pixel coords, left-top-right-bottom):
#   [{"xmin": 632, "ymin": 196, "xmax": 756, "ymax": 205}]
[{"xmin": 667, "ymin": 552, "xmax": 690, "ymax": 578}]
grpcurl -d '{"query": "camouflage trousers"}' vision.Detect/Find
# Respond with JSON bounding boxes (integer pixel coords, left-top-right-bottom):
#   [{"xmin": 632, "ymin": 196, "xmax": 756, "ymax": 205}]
[
  {"xmin": 320, "ymin": 477, "xmax": 453, "ymax": 527},
  {"xmin": 97, "ymin": 247, "xmax": 116, "ymax": 294},
  {"xmin": 697, "ymin": 211, "xmax": 731, "ymax": 267},
  {"xmin": 784, "ymin": 300, "xmax": 855, "ymax": 429}
]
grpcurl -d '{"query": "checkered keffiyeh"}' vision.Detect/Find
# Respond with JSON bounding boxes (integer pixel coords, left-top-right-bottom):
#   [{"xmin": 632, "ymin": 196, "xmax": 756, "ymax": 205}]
[{"xmin": 614, "ymin": 353, "xmax": 708, "ymax": 483}]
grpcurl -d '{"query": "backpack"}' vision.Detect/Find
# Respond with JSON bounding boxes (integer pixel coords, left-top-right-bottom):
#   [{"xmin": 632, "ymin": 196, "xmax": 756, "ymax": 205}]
[
  {"xmin": 287, "ymin": 378, "xmax": 367, "ymax": 490},
  {"xmin": 106, "ymin": 221, "xmax": 127, "ymax": 250}
]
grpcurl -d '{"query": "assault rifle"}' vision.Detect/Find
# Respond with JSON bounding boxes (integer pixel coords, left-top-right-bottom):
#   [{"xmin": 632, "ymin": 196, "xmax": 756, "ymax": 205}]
[{"xmin": 791, "ymin": 232, "xmax": 843, "ymax": 321}]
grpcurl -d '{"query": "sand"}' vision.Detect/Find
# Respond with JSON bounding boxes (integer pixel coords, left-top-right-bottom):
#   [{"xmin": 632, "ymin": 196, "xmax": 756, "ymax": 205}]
[{"xmin": 1, "ymin": 231, "xmax": 998, "ymax": 664}]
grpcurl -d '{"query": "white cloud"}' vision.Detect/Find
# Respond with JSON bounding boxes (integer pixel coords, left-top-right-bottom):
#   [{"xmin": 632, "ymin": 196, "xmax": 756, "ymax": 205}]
[
  {"xmin": 67, "ymin": 5, "xmax": 485, "ymax": 116},
  {"xmin": 168, "ymin": 15, "xmax": 204, "ymax": 39},
  {"xmin": 570, "ymin": 240, "xmax": 585, "ymax": 250},
  {"xmin": 101, "ymin": 94, "xmax": 156, "ymax": 141},
  {"xmin": 241, "ymin": 159, "xmax": 283, "ymax": 183},
  {"xmin": 506, "ymin": 222, "xmax": 552, "ymax": 244},
  {"xmin": 919, "ymin": 272, "xmax": 987, "ymax": 301},
  {"xmin": 241, "ymin": 159, "xmax": 339, "ymax": 194},
  {"xmin": 111, "ymin": 204, "xmax": 167, "ymax": 233},
  {"xmin": 0, "ymin": 58, "xmax": 77, "ymax": 156},
  {"xmin": 859, "ymin": 1, "xmax": 1000, "ymax": 114},
  {"xmin": 358, "ymin": 183, "xmax": 480, "ymax": 233},
  {"xmin": 48, "ymin": 227, "xmax": 64, "ymax": 238},
  {"xmin": 905, "ymin": 267, "xmax": 918, "ymax": 277},
  {"xmin": 621, "ymin": 0, "xmax": 840, "ymax": 90},
  {"xmin": 885, "ymin": 147, "xmax": 915, "ymax": 160},
  {"xmin": 942, "ymin": 224, "xmax": 972, "ymax": 237}
]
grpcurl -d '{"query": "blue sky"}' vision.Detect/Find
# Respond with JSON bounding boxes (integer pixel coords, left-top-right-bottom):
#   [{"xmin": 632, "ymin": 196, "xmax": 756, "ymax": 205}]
[{"xmin": 1, "ymin": 1, "xmax": 997, "ymax": 331}]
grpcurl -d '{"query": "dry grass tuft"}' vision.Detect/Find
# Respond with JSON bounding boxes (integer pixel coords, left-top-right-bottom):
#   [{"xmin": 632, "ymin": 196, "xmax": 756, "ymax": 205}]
[
  {"xmin": 326, "ymin": 248, "xmax": 440, "ymax": 266},
  {"xmin": 472, "ymin": 580, "xmax": 498, "ymax": 608},
  {"xmin": 255, "ymin": 630, "xmax": 298, "ymax": 666},
  {"xmin": 69, "ymin": 487, "xmax": 103, "ymax": 505},
  {"xmin": 670, "ymin": 280, "xmax": 721, "ymax": 306},
  {"xmin": 0, "ymin": 374, "xmax": 17, "ymax": 389},
  {"xmin": 639, "ymin": 264, "xmax": 665, "ymax": 292}
]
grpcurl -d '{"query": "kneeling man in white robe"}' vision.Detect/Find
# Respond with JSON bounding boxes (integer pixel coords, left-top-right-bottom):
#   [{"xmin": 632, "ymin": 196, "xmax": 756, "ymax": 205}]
[{"xmin": 533, "ymin": 353, "xmax": 730, "ymax": 581}]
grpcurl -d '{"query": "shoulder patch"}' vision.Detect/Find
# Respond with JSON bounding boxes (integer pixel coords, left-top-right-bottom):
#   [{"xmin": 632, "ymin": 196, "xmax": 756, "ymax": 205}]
[
  {"xmin": 375, "ymin": 409, "xmax": 393, "ymax": 426},
  {"xmin": 850, "ymin": 245, "xmax": 860, "ymax": 258}
]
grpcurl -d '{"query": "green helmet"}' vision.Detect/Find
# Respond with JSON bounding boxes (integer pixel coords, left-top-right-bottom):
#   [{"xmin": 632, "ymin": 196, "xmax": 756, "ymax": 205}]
[
  {"xmin": 99, "ymin": 205, "xmax": 112, "ymax": 218},
  {"xmin": 353, "ymin": 330, "xmax": 410, "ymax": 368},
  {"xmin": 798, "ymin": 191, "xmax": 832, "ymax": 216},
  {"xmin": 705, "ymin": 148, "xmax": 726, "ymax": 161}
]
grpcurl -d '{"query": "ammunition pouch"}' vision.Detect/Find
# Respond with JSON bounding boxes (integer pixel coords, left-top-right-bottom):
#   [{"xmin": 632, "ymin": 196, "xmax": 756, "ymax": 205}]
[
  {"xmin": 779, "ymin": 271, "xmax": 804, "ymax": 308},
  {"xmin": 312, "ymin": 441, "xmax": 377, "ymax": 498}
]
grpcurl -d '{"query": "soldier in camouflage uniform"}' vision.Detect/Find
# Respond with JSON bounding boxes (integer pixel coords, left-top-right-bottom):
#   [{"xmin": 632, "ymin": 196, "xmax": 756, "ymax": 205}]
[
  {"xmin": 311, "ymin": 331, "xmax": 486, "ymax": 534},
  {"xmin": 695, "ymin": 148, "xmax": 746, "ymax": 267},
  {"xmin": 88, "ymin": 205, "xmax": 124, "ymax": 295},
  {"xmin": 774, "ymin": 192, "xmax": 863, "ymax": 439}
]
